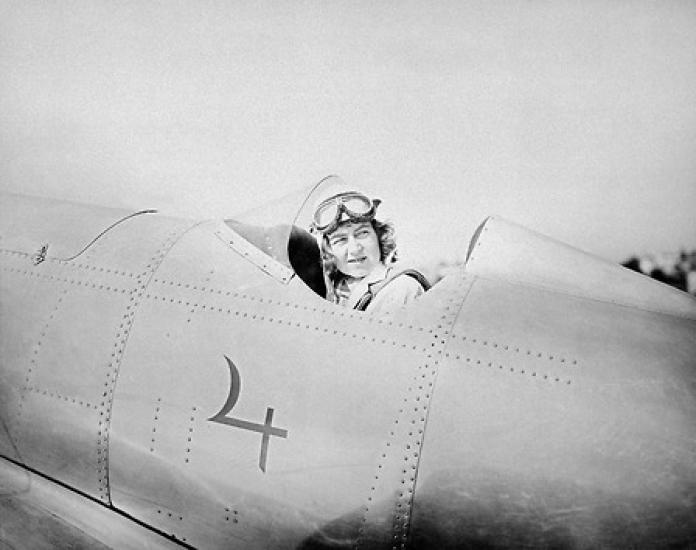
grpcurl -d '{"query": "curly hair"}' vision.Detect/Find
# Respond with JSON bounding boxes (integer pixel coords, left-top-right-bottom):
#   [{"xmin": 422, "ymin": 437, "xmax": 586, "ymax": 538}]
[{"xmin": 319, "ymin": 219, "xmax": 398, "ymax": 302}]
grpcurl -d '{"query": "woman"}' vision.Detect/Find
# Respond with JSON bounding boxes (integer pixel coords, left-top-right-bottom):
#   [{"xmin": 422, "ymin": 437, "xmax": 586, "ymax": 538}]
[{"xmin": 312, "ymin": 190, "xmax": 429, "ymax": 313}]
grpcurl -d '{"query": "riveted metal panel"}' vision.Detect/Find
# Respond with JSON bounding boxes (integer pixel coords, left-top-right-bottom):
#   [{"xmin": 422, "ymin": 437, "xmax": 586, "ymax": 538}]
[
  {"xmin": 213, "ymin": 224, "xmax": 293, "ymax": 283},
  {"xmin": 108, "ymin": 221, "xmax": 445, "ymax": 548},
  {"xmin": 356, "ymin": 273, "xmax": 472, "ymax": 550},
  {"xmin": 22, "ymin": 280, "xmax": 133, "ymax": 402},
  {"xmin": 11, "ymin": 390, "xmax": 104, "ymax": 493},
  {"xmin": 411, "ymin": 275, "xmax": 696, "ymax": 548},
  {"xmin": 0, "ymin": 194, "xmax": 198, "ymax": 505},
  {"xmin": 5, "ymin": 269, "xmax": 134, "ymax": 498},
  {"xmin": 0, "ymin": 252, "xmax": 69, "ymax": 461},
  {"xmin": 150, "ymin": 221, "xmax": 291, "ymax": 299}
]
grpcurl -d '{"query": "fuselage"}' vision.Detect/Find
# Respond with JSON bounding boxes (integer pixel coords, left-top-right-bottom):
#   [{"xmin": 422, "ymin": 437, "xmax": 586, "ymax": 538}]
[{"xmin": 1, "ymin": 192, "xmax": 695, "ymax": 548}]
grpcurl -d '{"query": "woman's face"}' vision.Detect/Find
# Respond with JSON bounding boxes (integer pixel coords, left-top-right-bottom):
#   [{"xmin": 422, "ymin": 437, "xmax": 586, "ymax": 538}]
[{"xmin": 327, "ymin": 221, "xmax": 381, "ymax": 278}]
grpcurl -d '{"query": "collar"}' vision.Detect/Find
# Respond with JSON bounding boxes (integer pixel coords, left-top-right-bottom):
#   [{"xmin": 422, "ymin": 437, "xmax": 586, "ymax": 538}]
[
  {"xmin": 364, "ymin": 263, "xmax": 389, "ymax": 286},
  {"xmin": 336, "ymin": 264, "xmax": 390, "ymax": 308}
]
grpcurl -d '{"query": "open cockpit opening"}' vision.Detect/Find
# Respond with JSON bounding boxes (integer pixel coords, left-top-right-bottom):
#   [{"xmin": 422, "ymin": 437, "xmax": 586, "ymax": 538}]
[
  {"xmin": 226, "ymin": 176, "xmax": 437, "ymax": 308},
  {"xmin": 288, "ymin": 226, "xmax": 326, "ymax": 298}
]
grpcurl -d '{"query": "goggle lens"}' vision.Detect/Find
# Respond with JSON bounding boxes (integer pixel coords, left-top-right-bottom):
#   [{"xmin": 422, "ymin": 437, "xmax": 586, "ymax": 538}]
[
  {"xmin": 341, "ymin": 196, "xmax": 372, "ymax": 216},
  {"xmin": 314, "ymin": 203, "xmax": 341, "ymax": 229},
  {"xmin": 312, "ymin": 193, "xmax": 376, "ymax": 231}
]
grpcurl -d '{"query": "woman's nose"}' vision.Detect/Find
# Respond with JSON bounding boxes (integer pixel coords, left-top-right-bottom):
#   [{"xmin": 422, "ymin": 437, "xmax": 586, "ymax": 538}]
[{"xmin": 347, "ymin": 236, "xmax": 363, "ymax": 253}]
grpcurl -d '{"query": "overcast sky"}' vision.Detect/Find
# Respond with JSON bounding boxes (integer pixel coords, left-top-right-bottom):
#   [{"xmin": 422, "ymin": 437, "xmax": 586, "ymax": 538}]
[{"xmin": 1, "ymin": 1, "xmax": 695, "ymax": 262}]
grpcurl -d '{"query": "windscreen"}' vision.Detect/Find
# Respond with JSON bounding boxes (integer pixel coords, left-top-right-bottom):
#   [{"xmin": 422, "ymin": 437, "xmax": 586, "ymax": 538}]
[
  {"xmin": 222, "ymin": 176, "xmax": 357, "ymax": 297},
  {"xmin": 225, "ymin": 175, "xmax": 353, "ymax": 268}
]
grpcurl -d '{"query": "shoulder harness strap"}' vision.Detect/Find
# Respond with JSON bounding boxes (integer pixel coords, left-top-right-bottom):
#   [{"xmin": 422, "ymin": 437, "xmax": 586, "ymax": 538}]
[{"xmin": 354, "ymin": 269, "xmax": 431, "ymax": 311}]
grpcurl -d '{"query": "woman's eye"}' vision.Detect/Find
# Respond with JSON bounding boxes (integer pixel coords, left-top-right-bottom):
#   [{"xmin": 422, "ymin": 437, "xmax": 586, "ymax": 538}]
[
  {"xmin": 331, "ymin": 237, "xmax": 347, "ymax": 246},
  {"xmin": 356, "ymin": 230, "xmax": 369, "ymax": 238}
]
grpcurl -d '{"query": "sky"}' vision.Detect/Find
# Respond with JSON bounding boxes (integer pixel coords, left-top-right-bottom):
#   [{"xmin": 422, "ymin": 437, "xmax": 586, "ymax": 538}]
[{"xmin": 1, "ymin": 1, "xmax": 695, "ymax": 263}]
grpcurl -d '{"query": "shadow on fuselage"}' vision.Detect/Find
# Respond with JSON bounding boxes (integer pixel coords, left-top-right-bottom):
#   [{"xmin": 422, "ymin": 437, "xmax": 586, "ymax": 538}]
[{"xmin": 295, "ymin": 468, "xmax": 696, "ymax": 549}]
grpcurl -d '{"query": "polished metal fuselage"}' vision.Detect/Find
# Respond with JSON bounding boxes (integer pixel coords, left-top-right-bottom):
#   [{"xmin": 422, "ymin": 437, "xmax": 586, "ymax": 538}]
[{"xmin": 1, "ymin": 192, "xmax": 695, "ymax": 548}]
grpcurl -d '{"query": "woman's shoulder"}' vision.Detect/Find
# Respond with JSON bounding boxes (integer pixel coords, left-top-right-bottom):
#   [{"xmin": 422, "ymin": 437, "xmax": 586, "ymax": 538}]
[
  {"xmin": 384, "ymin": 271, "xmax": 427, "ymax": 293},
  {"xmin": 390, "ymin": 267, "xmax": 430, "ymax": 289},
  {"xmin": 367, "ymin": 267, "xmax": 426, "ymax": 312}
]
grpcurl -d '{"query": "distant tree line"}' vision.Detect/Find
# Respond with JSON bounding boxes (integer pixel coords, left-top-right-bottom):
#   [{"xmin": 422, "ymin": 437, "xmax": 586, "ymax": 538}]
[{"xmin": 622, "ymin": 250, "xmax": 696, "ymax": 294}]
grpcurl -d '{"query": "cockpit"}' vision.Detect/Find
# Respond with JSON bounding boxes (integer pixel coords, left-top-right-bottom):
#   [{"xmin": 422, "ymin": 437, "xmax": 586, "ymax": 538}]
[{"xmin": 223, "ymin": 176, "xmax": 379, "ymax": 300}]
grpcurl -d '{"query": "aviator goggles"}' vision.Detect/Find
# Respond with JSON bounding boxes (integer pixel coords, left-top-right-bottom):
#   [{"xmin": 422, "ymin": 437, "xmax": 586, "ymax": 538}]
[{"xmin": 312, "ymin": 192, "xmax": 381, "ymax": 233}]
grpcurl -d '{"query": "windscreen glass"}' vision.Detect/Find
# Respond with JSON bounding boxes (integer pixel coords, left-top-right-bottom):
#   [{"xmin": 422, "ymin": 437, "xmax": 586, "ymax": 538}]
[{"xmin": 226, "ymin": 175, "xmax": 352, "ymax": 268}]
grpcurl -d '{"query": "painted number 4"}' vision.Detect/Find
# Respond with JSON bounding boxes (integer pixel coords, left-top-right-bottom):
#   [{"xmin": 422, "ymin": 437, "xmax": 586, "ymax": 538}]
[{"xmin": 209, "ymin": 356, "xmax": 288, "ymax": 472}]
